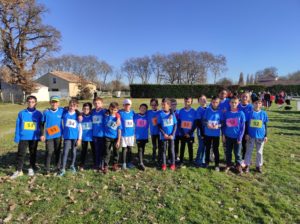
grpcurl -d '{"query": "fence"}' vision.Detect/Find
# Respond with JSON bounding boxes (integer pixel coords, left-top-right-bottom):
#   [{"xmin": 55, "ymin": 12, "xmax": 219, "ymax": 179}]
[{"xmin": 0, "ymin": 81, "xmax": 24, "ymax": 103}]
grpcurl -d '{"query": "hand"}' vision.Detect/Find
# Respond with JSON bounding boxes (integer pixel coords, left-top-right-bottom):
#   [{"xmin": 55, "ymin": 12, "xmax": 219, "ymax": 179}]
[
  {"xmin": 169, "ymin": 135, "xmax": 174, "ymax": 140},
  {"xmin": 77, "ymin": 139, "xmax": 82, "ymax": 146},
  {"xmin": 222, "ymin": 135, "xmax": 226, "ymax": 143},
  {"xmin": 245, "ymin": 134, "xmax": 250, "ymax": 141},
  {"xmin": 237, "ymin": 141, "xmax": 241, "ymax": 144},
  {"xmin": 78, "ymin": 115, "xmax": 83, "ymax": 122},
  {"xmin": 115, "ymin": 141, "xmax": 120, "ymax": 148},
  {"xmin": 164, "ymin": 134, "xmax": 169, "ymax": 139},
  {"xmin": 184, "ymin": 134, "xmax": 190, "ymax": 138},
  {"xmin": 264, "ymin": 137, "xmax": 268, "ymax": 143},
  {"xmin": 40, "ymin": 136, "xmax": 45, "ymax": 142},
  {"xmin": 207, "ymin": 124, "xmax": 213, "ymax": 129}
]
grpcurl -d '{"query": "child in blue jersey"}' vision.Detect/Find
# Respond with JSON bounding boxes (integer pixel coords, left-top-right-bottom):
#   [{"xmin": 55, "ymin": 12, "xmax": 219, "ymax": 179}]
[
  {"xmin": 219, "ymin": 89, "xmax": 230, "ymax": 162},
  {"xmin": 194, "ymin": 95, "xmax": 207, "ymax": 167},
  {"xmin": 148, "ymin": 98, "xmax": 161, "ymax": 162},
  {"xmin": 59, "ymin": 99, "xmax": 82, "ymax": 176},
  {"xmin": 178, "ymin": 97, "xmax": 196, "ymax": 165},
  {"xmin": 170, "ymin": 98, "xmax": 180, "ymax": 163},
  {"xmin": 223, "ymin": 96, "xmax": 246, "ymax": 174},
  {"xmin": 119, "ymin": 99, "xmax": 135, "ymax": 170},
  {"xmin": 238, "ymin": 92, "xmax": 253, "ymax": 160},
  {"xmin": 157, "ymin": 98, "xmax": 177, "ymax": 171},
  {"xmin": 40, "ymin": 96, "xmax": 64, "ymax": 175},
  {"xmin": 134, "ymin": 104, "xmax": 149, "ymax": 171},
  {"xmin": 244, "ymin": 99, "xmax": 268, "ymax": 173},
  {"xmin": 11, "ymin": 96, "xmax": 43, "ymax": 179},
  {"xmin": 202, "ymin": 96, "xmax": 222, "ymax": 171},
  {"xmin": 103, "ymin": 102, "xmax": 122, "ymax": 174},
  {"xmin": 79, "ymin": 102, "xmax": 95, "ymax": 171}
]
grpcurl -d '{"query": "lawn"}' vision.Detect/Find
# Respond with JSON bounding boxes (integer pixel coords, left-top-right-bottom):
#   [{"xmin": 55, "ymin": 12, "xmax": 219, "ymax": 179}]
[{"xmin": 0, "ymin": 98, "xmax": 299, "ymax": 223}]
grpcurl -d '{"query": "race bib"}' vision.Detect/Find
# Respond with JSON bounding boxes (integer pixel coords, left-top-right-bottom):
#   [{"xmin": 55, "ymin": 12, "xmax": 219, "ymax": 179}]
[
  {"xmin": 125, "ymin": 120, "xmax": 134, "ymax": 128},
  {"xmin": 208, "ymin": 120, "xmax": 219, "ymax": 129},
  {"xmin": 250, "ymin": 119, "xmax": 262, "ymax": 128},
  {"xmin": 82, "ymin": 122, "xmax": 92, "ymax": 130},
  {"xmin": 163, "ymin": 118, "xmax": 173, "ymax": 127},
  {"xmin": 66, "ymin": 119, "xmax": 77, "ymax": 128},
  {"xmin": 47, "ymin": 125, "xmax": 60, "ymax": 135},
  {"xmin": 107, "ymin": 120, "xmax": 117, "ymax": 130},
  {"xmin": 92, "ymin": 115, "xmax": 102, "ymax": 124},
  {"xmin": 181, "ymin": 121, "xmax": 192, "ymax": 129},
  {"xmin": 152, "ymin": 117, "xmax": 158, "ymax": 126},
  {"xmin": 226, "ymin": 118, "xmax": 238, "ymax": 127},
  {"xmin": 136, "ymin": 119, "xmax": 147, "ymax": 127},
  {"xmin": 24, "ymin": 122, "xmax": 36, "ymax": 131}
]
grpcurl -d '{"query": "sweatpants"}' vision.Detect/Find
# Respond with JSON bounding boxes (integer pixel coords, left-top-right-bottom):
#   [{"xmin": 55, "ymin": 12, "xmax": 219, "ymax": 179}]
[
  {"xmin": 16, "ymin": 140, "xmax": 38, "ymax": 171},
  {"xmin": 45, "ymin": 137, "xmax": 62, "ymax": 172},
  {"xmin": 179, "ymin": 137, "xmax": 194, "ymax": 163},
  {"xmin": 159, "ymin": 139, "xmax": 175, "ymax": 165},
  {"xmin": 195, "ymin": 135, "xmax": 206, "ymax": 165},
  {"xmin": 61, "ymin": 139, "xmax": 77, "ymax": 170},
  {"xmin": 204, "ymin": 136, "xmax": 220, "ymax": 167},
  {"xmin": 122, "ymin": 146, "xmax": 133, "ymax": 164},
  {"xmin": 80, "ymin": 141, "xmax": 95, "ymax": 168},
  {"xmin": 137, "ymin": 139, "xmax": 148, "ymax": 165},
  {"xmin": 151, "ymin": 134, "xmax": 160, "ymax": 160},
  {"xmin": 93, "ymin": 137, "xmax": 104, "ymax": 169},
  {"xmin": 104, "ymin": 137, "xmax": 119, "ymax": 166},
  {"xmin": 245, "ymin": 137, "xmax": 265, "ymax": 167}
]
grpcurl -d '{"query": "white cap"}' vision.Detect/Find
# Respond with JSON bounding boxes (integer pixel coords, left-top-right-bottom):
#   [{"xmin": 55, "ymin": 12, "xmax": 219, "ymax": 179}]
[{"xmin": 123, "ymin": 99, "xmax": 132, "ymax": 105}]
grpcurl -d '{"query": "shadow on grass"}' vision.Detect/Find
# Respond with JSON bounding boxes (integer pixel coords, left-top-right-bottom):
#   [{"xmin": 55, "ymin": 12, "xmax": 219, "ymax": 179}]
[
  {"xmin": 268, "ymin": 125, "xmax": 300, "ymax": 131},
  {"xmin": 271, "ymin": 110, "xmax": 300, "ymax": 115},
  {"xmin": 275, "ymin": 132, "xmax": 300, "ymax": 136}
]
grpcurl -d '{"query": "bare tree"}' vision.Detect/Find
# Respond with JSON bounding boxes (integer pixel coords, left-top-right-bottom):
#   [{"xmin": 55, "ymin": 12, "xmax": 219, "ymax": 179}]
[
  {"xmin": 0, "ymin": 0, "xmax": 61, "ymax": 93},
  {"xmin": 98, "ymin": 60, "xmax": 112, "ymax": 86},
  {"xmin": 122, "ymin": 58, "xmax": 136, "ymax": 84},
  {"xmin": 135, "ymin": 56, "xmax": 151, "ymax": 84},
  {"xmin": 209, "ymin": 54, "xmax": 227, "ymax": 84},
  {"xmin": 151, "ymin": 53, "xmax": 166, "ymax": 84}
]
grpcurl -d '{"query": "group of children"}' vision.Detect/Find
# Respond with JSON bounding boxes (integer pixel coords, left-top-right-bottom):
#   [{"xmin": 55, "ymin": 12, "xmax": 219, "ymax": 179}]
[{"xmin": 11, "ymin": 89, "xmax": 269, "ymax": 179}]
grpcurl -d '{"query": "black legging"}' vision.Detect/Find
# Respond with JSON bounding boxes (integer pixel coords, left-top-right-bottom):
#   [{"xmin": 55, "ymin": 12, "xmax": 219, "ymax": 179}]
[
  {"xmin": 137, "ymin": 140, "xmax": 148, "ymax": 165},
  {"xmin": 80, "ymin": 141, "xmax": 95, "ymax": 167},
  {"xmin": 204, "ymin": 136, "xmax": 220, "ymax": 167},
  {"xmin": 180, "ymin": 137, "xmax": 194, "ymax": 163},
  {"xmin": 17, "ymin": 140, "xmax": 38, "ymax": 171}
]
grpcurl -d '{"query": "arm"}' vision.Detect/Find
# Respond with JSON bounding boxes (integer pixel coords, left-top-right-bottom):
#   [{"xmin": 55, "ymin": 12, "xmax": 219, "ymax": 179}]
[
  {"xmin": 77, "ymin": 123, "xmax": 82, "ymax": 146},
  {"xmin": 116, "ymin": 128, "xmax": 121, "ymax": 148},
  {"xmin": 40, "ymin": 121, "xmax": 45, "ymax": 142},
  {"xmin": 237, "ymin": 121, "xmax": 245, "ymax": 143}
]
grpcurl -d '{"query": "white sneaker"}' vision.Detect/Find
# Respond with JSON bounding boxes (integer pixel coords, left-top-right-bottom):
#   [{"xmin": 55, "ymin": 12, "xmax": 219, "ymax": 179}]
[
  {"xmin": 10, "ymin": 171, "xmax": 24, "ymax": 179},
  {"xmin": 28, "ymin": 168, "xmax": 35, "ymax": 177}
]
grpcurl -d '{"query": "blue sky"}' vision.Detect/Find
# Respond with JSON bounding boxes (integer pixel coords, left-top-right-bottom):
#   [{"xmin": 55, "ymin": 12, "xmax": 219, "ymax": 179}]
[{"xmin": 40, "ymin": 0, "xmax": 300, "ymax": 83}]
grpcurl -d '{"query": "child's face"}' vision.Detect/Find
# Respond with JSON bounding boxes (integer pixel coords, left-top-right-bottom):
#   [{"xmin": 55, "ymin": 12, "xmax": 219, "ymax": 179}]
[
  {"xmin": 254, "ymin": 101, "xmax": 262, "ymax": 110},
  {"xmin": 69, "ymin": 103, "xmax": 78, "ymax": 111},
  {"xmin": 94, "ymin": 100, "xmax": 103, "ymax": 109},
  {"xmin": 27, "ymin": 99, "xmax": 37, "ymax": 108},
  {"xmin": 162, "ymin": 102, "xmax": 170, "ymax": 111},
  {"xmin": 123, "ymin": 104, "xmax": 131, "ymax": 111},
  {"xmin": 241, "ymin": 94, "xmax": 249, "ymax": 104},
  {"xmin": 171, "ymin": 101, "xmax": 177, "ymax": 111},
  {"xmin": 82, "ymin": 106, "xmax": 90, "ymax": 115},
  {"xmin": 110, "ymin": 107, "xmax": 118, "ymax": 115},
  {"xmin": 184, "ymin": 98, "xmax": 192, "ymax": 108},
  {"xmin": 50, "ymin": 101, "xmax": 59, "ymax": 110},
  {"xmin": 230, "ymin": 99, "xmax": 239, "ymax": 110},
  {"xmin": 219, "ymin": 91, "xmax": 227, "ymax": 100},
  {"xmin": 198, "ymin": 97, "xmax": 207, "ymax": 106},
  {"xmin": 139, "ymin": 106, "xmax": 147, "ymax": 114},
  {"xmin": 150, "ymin": 101, "xmax": 158, "ymax": 110},
  {"xmin": 211, "ymin": 99, "xmax": 220, "ymax": 109}
]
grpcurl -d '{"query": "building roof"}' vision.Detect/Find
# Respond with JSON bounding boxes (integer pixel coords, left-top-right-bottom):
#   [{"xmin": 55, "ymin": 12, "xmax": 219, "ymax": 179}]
[{"xmin": 49, "ymin": 71, "xmax": 95, "ymax": 84}]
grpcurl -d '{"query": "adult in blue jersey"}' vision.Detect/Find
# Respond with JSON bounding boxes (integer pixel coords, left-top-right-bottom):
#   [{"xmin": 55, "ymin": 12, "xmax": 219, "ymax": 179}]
[
  {"xmin": 11, "ymin": 96, "xmax": 43, "ymax": 179},
  {"xmin": 40, "ymin": 96, "xmax": 65, "ymax": 174}
]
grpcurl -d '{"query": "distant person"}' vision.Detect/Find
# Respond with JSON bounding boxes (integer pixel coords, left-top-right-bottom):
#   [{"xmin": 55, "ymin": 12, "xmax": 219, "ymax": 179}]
[{"xmin": 264, "ymin": 91, "xmax": 271, "ymax": 109}]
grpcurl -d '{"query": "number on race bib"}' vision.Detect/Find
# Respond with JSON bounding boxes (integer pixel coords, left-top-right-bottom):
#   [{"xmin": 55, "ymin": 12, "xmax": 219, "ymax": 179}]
[
  {"xmin": 82, "ymin": 122, "xmax": 92, "ymax": 130},
  {"xmin": 125, "ymin": 120, "xmax": 134, "ymax": 128},
  {"xmin": 66, "ymin": 119, "xmax": 77, "ymax": 128},
  {"xmin": 92, "ymin": 116, "xmax": 102, "ymax": 124},
  {"xmin": 24, "ymin": 122, "xmax": 36, "ymax": 130},
  {"xmin": 250, "ymin": 119, "xmax": 262, "ymax": 128},
  {"xmin": 181, "ymin": 121, "xmax": 192, "ymax": 129},
  {"xmin": 152, "ymin": 117, "xmax": 158, "ymax": 126},
  {"xmin": 163, "ymin": 118, "xmax": 173, "ymax": 127},
  {"xmin": 47, "ymin": 125, "xmax": 60, "ymax": 135},
  {"xmin": 226, "ymin": 118, "xmax": 238, "ymax": 127},
  {"xmin": 136, "ymin": 119, "xmax": 147, "ymax": 127}
]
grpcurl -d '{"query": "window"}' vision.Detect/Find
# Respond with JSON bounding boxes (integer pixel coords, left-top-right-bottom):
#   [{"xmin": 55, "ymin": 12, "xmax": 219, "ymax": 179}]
[{"xmin": 53, "ymin": 78, "xmax": 56, "ymax": 84}]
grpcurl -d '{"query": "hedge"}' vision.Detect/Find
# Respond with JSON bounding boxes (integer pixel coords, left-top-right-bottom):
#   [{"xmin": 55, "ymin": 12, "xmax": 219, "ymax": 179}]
[{"xmin": 130, "ymin": 84, "xmax": 300, "ymax": 98}]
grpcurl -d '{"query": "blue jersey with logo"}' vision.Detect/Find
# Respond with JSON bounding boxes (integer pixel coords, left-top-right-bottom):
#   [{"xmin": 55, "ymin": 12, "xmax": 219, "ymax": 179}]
[
  {"xmin": 148, "ymin": 110, "xmax": 160, "ymax": 135},
  {"xmin": 103, "ymin": 114, "xmax": 122, "ymax": 139},
  {"xmin": 246, "ymin": 110, "xmax": 268, "ymax": 139},
  {"xmin": 157, "ymin": 110, "xmax": 177, "ymax": 140},
  {"xmin": 81, "ymin": 114, "xmax": 93, "ymax": 142},
  {"xmin": 238, "ymin": 103, "xmax": 253, "ymax": 117},
  {"xmin": 223, "ymin": 110, "xmax": 245, "ymax": 140},
  {"xmin": 42, "ymin": 107, "xmax": 64, "ymax": 140},
  {"xmin": 196, "ymin": 106, "xmax": 206, "ymax": 136},
  {"xmin": 62, "ymin": 111, "xmax": 80, "ymax": 140},
  {"xmin": 134, "ymin": 113, "xmax": 149, "ymax": 140},
  {"xmin": 119, "ymin": 110, "xmax": 135, "ymax": 137},
  {"xmin": 91, "ymin": 108, "xmax": 105, "ymax": 137},
  {"xmin": 14, "ymin": 109, "xmax": 43, "ymax": 143},
  {"xmin": 202, "ymin": 107, "xmax": 223, "ymax": 137},
  {"xmin": 178, "ymin": 108, "xmax": 196, "ymax": 137}
]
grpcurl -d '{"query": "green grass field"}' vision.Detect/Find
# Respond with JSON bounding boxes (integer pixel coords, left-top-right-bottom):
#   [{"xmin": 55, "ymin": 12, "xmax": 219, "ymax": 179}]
[{"xmin": 0, "ymin": 99, "xmax": 299, "ymax": 223}]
